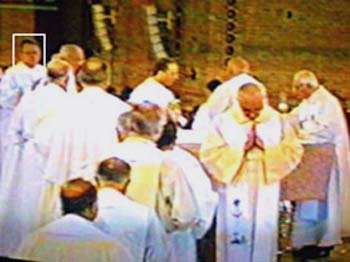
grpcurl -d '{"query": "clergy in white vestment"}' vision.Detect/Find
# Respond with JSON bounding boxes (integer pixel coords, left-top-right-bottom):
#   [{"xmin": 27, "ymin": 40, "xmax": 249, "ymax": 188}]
[
  {"xmin": 191, "ymin": 56, "xmax": 266, "ymax": 143},
  {"xmin": 39, "ymin": 57, "xmax": 131, "ymax": 225},
  {"xmin": 286, "ymin": 70, "xmax": 350, "ymax": 259},
  {"xmin": 128, "ymin": 57, "xmax": 179, "ymax": 109},
  {"xmin": 156, "ymin": 121, "xmax": 218, "ymax": 262},
  {"xmin": 95, "ymin": 157, "xmax": 169, "ymax": 262},
  {"xmin": 111, "ymin": 105, "xmax": 167, "ymax": 208},
  {"xmin": 200, "ymin": 83, "xmax": 303, "ymax": 262},
  {"xmin": 54, "ymin": 44, "xmax": 86, "ymax": 94},
  {"xmin": 0, "ymin": 59, "xmax": 71, "ymax": 257},
  {"xmin": 0, "ymin": 39, "xmax": 46, "ymax": 109},
  {"xmin": 0, "ymin": 39, "xmax": 46, "ymax": 178},
  {"xmin": 15, "ymin": 178, "xmax": 132, "ymax": 262}
]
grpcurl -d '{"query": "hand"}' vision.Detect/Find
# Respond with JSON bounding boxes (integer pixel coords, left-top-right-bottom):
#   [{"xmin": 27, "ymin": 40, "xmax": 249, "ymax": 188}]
[
  {"xmin": 254, "ymin": 136, "xmax": 264, "ymax": 151},
  {"xmin": 244, "ymin": 137, "xmax": 255, "ymax": 152},
  {"xmin": 244, "ymin": 125, "xmax": 256, "ymax": 152}
]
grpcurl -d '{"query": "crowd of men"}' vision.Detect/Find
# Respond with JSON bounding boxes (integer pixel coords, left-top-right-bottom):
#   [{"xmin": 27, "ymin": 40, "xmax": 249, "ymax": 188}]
[{"xmin": 0, "ymin": 38, "xmax": 349, "ymax": 262}]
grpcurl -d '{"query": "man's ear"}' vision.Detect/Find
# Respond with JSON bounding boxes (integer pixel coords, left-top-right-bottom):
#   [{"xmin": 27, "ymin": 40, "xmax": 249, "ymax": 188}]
[
  {"xmin": 95, "ymin": 176, "xmax": 101, "ymax": 186},
  {"xmin": 123, "ymin": 178, "xmax": 131, "ymax": 192},
  {"xmin": 82, "ymin": 205, "xmax": 97, "ymax": 221}
]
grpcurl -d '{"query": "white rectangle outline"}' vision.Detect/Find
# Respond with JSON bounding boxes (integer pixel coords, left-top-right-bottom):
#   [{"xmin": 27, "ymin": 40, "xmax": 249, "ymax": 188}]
[{"xmin": 12, "ymin": 33, "xmax": 46, "ymax": 67}]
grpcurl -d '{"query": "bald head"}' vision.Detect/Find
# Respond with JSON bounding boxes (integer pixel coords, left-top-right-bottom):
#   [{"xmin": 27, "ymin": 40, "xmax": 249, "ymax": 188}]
[
  {"xmin": 237, "ymin": 83, "xmax": 264, "ymax": 120},
  {"xmin": 47, "ymin": 58, "xmax": 70, "ymax": 80},
  {"xmin": 97, "ymin": 157, "xmax": 131, "ymax": 186},
  {"xmin": 227, "ymin": 56, "xmax": 250, "ymax": 76},
  {"xmin": 77, "ymin": 57, "xmax": 109, "ymax": 87},
  {"xmin": 60, "ymin": 178, "xmax": 97, "ymax": 220},
  {"xmin": 59, "ymin": 44, "xmax": 85, "ymax": 71}
]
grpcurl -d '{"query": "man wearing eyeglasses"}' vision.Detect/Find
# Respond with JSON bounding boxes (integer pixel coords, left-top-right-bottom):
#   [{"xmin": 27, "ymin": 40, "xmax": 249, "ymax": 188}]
[
  {"xmin": 286, "ymin": 70, "xmax": 350, "ymax": 260},
  {"xmin": 0, "ymin": 39, "xmax": 46, "ymax": 179},
  {"xmin": 0, "ymin": 38, "xmax": 46, "ymax": 109}
]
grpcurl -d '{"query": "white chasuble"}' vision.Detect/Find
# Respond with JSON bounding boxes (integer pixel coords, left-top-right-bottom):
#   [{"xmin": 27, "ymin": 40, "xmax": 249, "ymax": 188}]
[{"xmin": 200, "ymin": 104, "xmax": 303, "ymax": 262}]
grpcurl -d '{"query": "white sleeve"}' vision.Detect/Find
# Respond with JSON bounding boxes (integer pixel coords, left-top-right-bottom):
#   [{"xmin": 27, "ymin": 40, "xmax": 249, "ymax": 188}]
[{"xmin": 144, "ymin": 210, "xmax": 170, "ymax": 262}]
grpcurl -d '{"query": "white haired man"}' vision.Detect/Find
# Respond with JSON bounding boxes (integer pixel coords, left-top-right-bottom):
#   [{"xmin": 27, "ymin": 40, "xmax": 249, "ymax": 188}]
[{"xmin": 286, "ymin": 70, "xmax": 350, "ymax": 260}]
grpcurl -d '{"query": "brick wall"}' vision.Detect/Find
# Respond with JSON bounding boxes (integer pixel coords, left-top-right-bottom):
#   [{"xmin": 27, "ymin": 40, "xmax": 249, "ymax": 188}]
[
  {"xmin": 113, "ymin": 0, "xmax": 350, "ymax": 108},
  {"xmin": 111, "ymin": 1, "xmax": 154, "ymax": 89},
  {"xmin": 234, "ymin": 0, "xmax": 350, "ymax": 108},
  {"xmin": 0, "ymin": 7, "xmax": 35, "ymax": 66},
  {"xmin": 1, "ymin": 1, "xmax": 349, "ymax": 109}
]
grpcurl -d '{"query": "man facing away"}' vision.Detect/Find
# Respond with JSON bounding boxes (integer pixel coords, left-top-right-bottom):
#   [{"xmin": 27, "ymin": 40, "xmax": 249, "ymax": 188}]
[
  {"xmin": 112, "ymin": 104, "xmax": 167, "ymax": 209},
  {"xmin": 200, "ymin": 83, "xmax": 303, "ymax": 262},
  {"xmin": 95, "ymin": 157, "xmax": 169, "ymax": 262},
  {"xmin": 43, "ymin": 57, "xmax": 131, "ymax": 185},
  {"xmin": 39, "ymin": 57, "xmax": 131, "ymax": 226},
  {"xmin": 156, "ymin": 121, "xmax": 218, "ymax": 262},
  {"xmin": 0, "ymin": 58, "xmax": 71, "ymax": 258},
  {"xmin": 54, "ymin": 44, "xmax": 86, "ymax": 94},
  {"xmin": 15, "ymin": 178, "xmax": 132, "ymax": 262}
]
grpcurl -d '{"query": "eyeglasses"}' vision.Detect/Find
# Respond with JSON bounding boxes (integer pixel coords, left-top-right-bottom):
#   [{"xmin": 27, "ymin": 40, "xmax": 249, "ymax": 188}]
[
  {"xmin": 295, "ymin": 82, "xmax": 314, "ymax": 89},
  {"xmin": 22, "ymin": 51, "xmax": 41, "ymax": 55}
]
